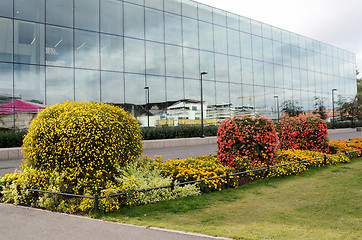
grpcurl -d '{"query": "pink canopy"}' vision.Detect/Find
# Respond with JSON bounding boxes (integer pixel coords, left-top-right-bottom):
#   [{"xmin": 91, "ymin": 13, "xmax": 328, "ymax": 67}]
[{"xmin": 0, "ymin": 99, "xmax": 44, "ymax": 113}]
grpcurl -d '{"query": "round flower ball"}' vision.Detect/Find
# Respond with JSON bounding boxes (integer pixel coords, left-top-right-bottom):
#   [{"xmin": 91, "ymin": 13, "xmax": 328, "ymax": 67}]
[
  {"xmin": 22, "ymin": 101, "xmax": 143, "ymax": 179},
  {"xmin": 217, "ymin": 115, "xmax": 278, "ymax": 169}
]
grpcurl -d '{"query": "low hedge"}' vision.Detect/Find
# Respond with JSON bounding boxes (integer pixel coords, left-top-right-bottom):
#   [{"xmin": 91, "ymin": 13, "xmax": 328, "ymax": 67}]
[
  {"xmin": 141, "ymin": 125, "xmax": 218, "ymax": 140},
  {"xmin": 0, "ymin": 130, "xmax": 26, "ymax": 148}
]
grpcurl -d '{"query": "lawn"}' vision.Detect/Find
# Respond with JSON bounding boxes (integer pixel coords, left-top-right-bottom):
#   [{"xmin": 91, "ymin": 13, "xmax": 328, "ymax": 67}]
[{"xmin": 92, "ymin": 158, "xmax": 362, "ymax": 240}]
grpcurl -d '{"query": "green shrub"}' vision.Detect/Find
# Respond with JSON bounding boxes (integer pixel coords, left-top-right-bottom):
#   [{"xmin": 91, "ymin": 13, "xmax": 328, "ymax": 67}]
[
  {"xmin": 278, "ymin": 117, "xmax": 329, "ymax": 153},
  {"xmin": 141, "ymin": 125, "xmax": 218, "ymax": 140},
  {"xmin": 0, "ymin": 130, "xmax": 26, "ymax": 148},
  {"xmin": 217, "ymin": 115, "xmax": 278, "ymax": 169}
]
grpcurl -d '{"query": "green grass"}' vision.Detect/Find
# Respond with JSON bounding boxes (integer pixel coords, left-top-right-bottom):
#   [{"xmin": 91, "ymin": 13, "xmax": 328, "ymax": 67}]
[{"xmin": 91, "ymin": 158, "xmax": 362, "ymax": 240}]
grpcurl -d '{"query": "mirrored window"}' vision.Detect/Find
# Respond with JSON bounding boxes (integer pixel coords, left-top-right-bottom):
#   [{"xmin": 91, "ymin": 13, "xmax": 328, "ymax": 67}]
[
  {"xmin": 264, "ymin": 62, "xmax": 274, "ymax": 87},
  {"xmin": 300, "ymin": 69, "xmax": 308, "ymax": 91},
  {"xmin": 251, "ymin": 20, "xmax": 262, "ymax": 36},
  {"xmin": 15, "ymin": 0, "xmax": 44, "ymax": 22},
  {"xmin": 101, "ymin": 34, "xmax": 123, "ymax": 71},
  {"xmin": 166, "ymin": 77, "xmax": 184, "ymax": 102},
  {"xmin": 146, "ymin": 41, "xmax": 165, "ymax": 75},
  {"xmin": 274, "ymin": 64, "xmax": 283, "ymax": 88},
  {"xmin": 282, "ymin": 43, "xmax": 291, "ymax": 67},
  {"xmin": 230, "ymin": 83, "xmax": 242, "ymax": 108},
  {"xmin": 240, "ymin": 32, "xmax": 252, "ymax": 59},
  {"xmin": 239, "ymin": 16, "xmax": 251, "ymax": 33},
  {"xmin": 227, "ymin": 13, "xmax": 239, "ymax": 30},
  {"xmin": 241, "ymin": 84, "xmax": 254, "ymax": 109},
  {"xmin": 14, "ymin": 64, "xmax": 45, "ymax": 105},
  {"xmin": 253, "ymin": 60, "xmax": 264, "ymax": 86},
  {"xmin": 124, "ymin": 38, "xmax": 145, "ymax": 74},
  {"xmin": 183, "ymin": 48, "xmax": 199, "ymax": 79},
  {"xmin": 215, "ymin": 53, "xmax": 228, "ymax": 82},
  {"xmin": 213, "ymin": 8, "xmax": 226, "ymax": 26},
  {"xmin": 46, "ymin": 0, "xmax": 73, "ymax": 27},
  {"xmin": 124, "ymin": 3, "xmax": 144, "ymax": 39},
  {"xmin": 241, "ymin": 58, "xmax": 253, "ymax": 85},
  {"xmin": 252, "ymin": 35, "xmax": 263, "ymax": 61},
  {"xmin": 101, "ymin": 0, "xmax": 123, "ymax": 35},
  {"xmin": 164, "ymin": 0, "xmax": 181, "ymax": 15},
  {"xmin": 145, "ymin": 8, "xmax": 164, "ymax": 42},
  {"xmin": 313, "ymin": 41, "xmax": 321, "ymax": 53},
  {"xmin": 290, "ymin": 33, "xmax": 299, "ymax": 47},
  {"xmin": 75, "ymin": 0, "xmax": 99, "ymax": 31},
  {"xmin": 263, "ymin": 38, "xmax": 273, "ymax": 63},
  {"xmin": 165, "ymin": 13, "xmax": 182, "ymax": 45},
  {"xmin": 272, "ymin": 27, "xmax": 281, "ymax": 42},
  {"xmin": 46, "ymin": 67, "xmax": 74, "ymax": 105},
  {"xmin": 198, "ymin": 3, "xmax": 212, "ymax": 23},
  {"xmin": 228, "ymin": 56, "xmax": 241, "ymax": 83},
  {"xmin": 262, "ymin": 24, "xmax": 272, "ymax": 39},
  {"xmin": 75, "ymin": 30, "xmax": 99, "ymax": 69},
  {"xmin": 182, "ymin": 0, "xmax": 197, "ymax": 19},
  {"xmin": 199, "ymin": 21, "xmax": 213, "ymax": 51},
  {"xmin": 216, "ymin": 82, "xmax": 229, "ymax": 106},
  {"xmin": 299, "ymin": 49, "xmax": 307, "ymax": 70},
  {"xmin": 14, "ymin": 21, "xmax": 45, "ymax": 65},
  {"xmin": 314, "ymin": 53, "xmax": 321, "ymax": 73},
  {"xmin": 0, "ymin": 0, "xmax": 12, "ymax": 18},
  {"xmin": 145, "ymin": 0, "xmax": 163, "ymax": 10},
  {"xmin": 101, "ymin": 71, "xmax": 124, "ymax": 104},
  {"xmin": 184, "ymin": 78, "xmax": 200, "ymax": 101},
  {"xmin": 299, "ymin": 35, "xmax": 306, "ymax": 49},
  {"xmin": 46, "ymin": 25, "xmax": 73, "ymax": 67},
  {"xmin": 281, "ymin": 30, "xmax": 290, "ymax": 44},
  {"xmin": 199, "ymin": 51, "xmax": 214, "ymax": 80},
  {"xmin": 227, "ymin": 29, "xmax": 240, "ymax": 56},
  {"xmin": 0, "ymin": 18, "xmax": 13, "ymax": 62},
  {"xmin": 146, "ymin": 75, "xmax": 166, "ymax": 103},
  {"xmin": 291, "ymin": 46, "xmax": 300, "ymax": 68},
  {"xmin": 254, "ymin": 85, "xmax": 265, "ymax": 112},
  {"xmin": 75, "ymin": 69, "xmax": 100, "ymax": 102},
  {"xmin": 125, "ymin": 0, "xmax": 143, "ymax": 5},
  {"xmin": 307, "ymin": 70, "xmax": 315, "ymax": 92},
  {"xmin": 307, "ymin": 50, "xmax": 314, "ymax": 70},
  {"xmin": 315, "ymin": 72, "xmax": 322, "ymax": 93},
  {"xmin": 272, "ymin": 41, "xmax": 282, "ymax": 65},
  {"xmin": 0, "ymin": 63, "xmax": 13, "ymax": 99},
  {"xmin": 165, "ymin": 45, "xmax": 183, "ymax": 77},
  {"xmin": 283, "ymin": 66, "xmax": 292, "ymax": 89},
  {"xmin": 203, "ymin": 80, "xmax": 215, "ymax": 107},
  {"xmin": 182, "ymin": 17, "xmax": 198, "ymax": 48},
  {"xmin": 125, "ymin": 73, "xmax": 145, "ymax": 106},
  {"xmin": 214, "ymin": 25, "xmax": 227, "ymax": 54}
]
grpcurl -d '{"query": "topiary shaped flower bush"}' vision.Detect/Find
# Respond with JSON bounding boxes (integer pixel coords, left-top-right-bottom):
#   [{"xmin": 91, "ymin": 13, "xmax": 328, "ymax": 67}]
[
  {"xmin": 217, "ymin": 115, "xmax": 278, "ymax": 169},
  {"xmin": 278, "ymin": 116, "xmax": 329, "ymax": 153},
  {"xmin": 1, "ymin": 101, "xmax": 143, "ymax": 211}
]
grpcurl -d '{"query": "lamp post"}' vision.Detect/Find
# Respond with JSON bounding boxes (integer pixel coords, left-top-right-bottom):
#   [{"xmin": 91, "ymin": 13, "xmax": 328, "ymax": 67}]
[
  {"xmin": 200, "ymin": 72, "xmax": 207, "ymax": 138},
  {"xmin": 274, "ymin": 95, "xmax": 279, "ymax": 122},
  {"xmin": 144, "ymin": 86, "xmax": 149, "ymax": 127},
  {"xmin": 332, "ymin": 88, "xmax": 337, "ymax": 129}
]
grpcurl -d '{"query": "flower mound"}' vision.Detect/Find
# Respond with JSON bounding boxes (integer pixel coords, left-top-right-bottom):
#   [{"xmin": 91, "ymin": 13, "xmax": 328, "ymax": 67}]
[
  {"xmin": 21, "ymin": 101, "xmax": 143, "ymax": 194},
  {"xmin": 217, "ymin": 115, "xmax": 278, "ymax": 169},
  {"xmin": 278, "ymin": 117, "xmax": 329, "ymax": 153}
]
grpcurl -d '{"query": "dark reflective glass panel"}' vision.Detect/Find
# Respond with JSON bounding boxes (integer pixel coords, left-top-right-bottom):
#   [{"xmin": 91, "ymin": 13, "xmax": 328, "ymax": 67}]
[
  {"xmin": 165, "ymin": 45, "xmax": 183, "ymax": 77},
  {"xmin": 145, "ymin": 8, "xmax": 164, "ymax": 42},
  {"xmin": 0, "ymin": 0, "xmax": 13, "ymax": 18},
  {"xmin": 0, "ymin": 18, "xmax": 13, "ymax": 62},
  {"xmin": 0, "ymin": 63, "xmax": 13, "ymax": 100},
  {"xmin": 75, "ymin": 69, "xmax": 100, "ymax": 102},
  {"xmin": 75, "ymin": 0, "xmax": 99, "ymax": 31},
  {"xmin": 15, "ymin": 0, "xmax": 44, "ymax": 22},
  {"xmin": 124, "ymin": 38, "xmax": 145, "ymax": 74},
  {"xmin": 75, "ymin": 30, "xmax": 99, "ymax": 69},
  {"xmin": 46, "ymin": 0, "xmax": 73, "ymax": 27},
  {"xmin": 46, "ymin": 25, "xmax": 73, "ymax": 67},
  {"xmin": 101, "ymin": 0, "xmax": 123, "ymax": 35},
  {"xmin": 101, "ymin": 71, "xmax": 124, "ymax": 104},
  {"xmin": 183, "ymin": 48, "xmax": 199, "ymax": 79},
  {"xmin": 146, "ymin": 41, "xmax": 165, "ymax": 75},
  {"xmin": 46, "ymin": 67, "xmax": 74, "ymax": 105},
  {"xmin": 165, "ymin": 13, "xmax": 182, "ymax": 45},
  {"xmin": 101, "ymin": 34, "xmax": 123, "ymax": 71}
]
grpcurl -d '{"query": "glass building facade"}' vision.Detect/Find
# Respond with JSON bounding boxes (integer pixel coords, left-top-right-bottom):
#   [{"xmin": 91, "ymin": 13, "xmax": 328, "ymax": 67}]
[{"xmin": 0, "ymin": 0, "xmax": 357, "ymax": 128}]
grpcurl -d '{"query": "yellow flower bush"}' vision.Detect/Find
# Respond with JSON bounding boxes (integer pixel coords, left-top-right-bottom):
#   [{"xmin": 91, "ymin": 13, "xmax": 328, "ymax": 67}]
[
  {"xmin": 156, "ymin": 155, "xmax": 237, "ymax": 192},
  {"xmin": 1, "ymin": 101, "xmax": 143, "ymax": 212},
  {"xmin": 235, "ymin": 149, "xmax": 350, "ymax": 180},
  {"xmin": 329, "ymin": 137, "xmax": 362, "ymax": 158}
]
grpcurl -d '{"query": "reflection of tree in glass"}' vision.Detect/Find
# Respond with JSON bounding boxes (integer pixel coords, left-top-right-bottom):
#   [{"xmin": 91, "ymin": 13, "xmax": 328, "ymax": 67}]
[
  {"xmin": 281, "ymin": 99, "xmax": 303, "ymax": 117},
  {"xmin": 313, "ymin": 96, "xmax": 327, "ymax": 120}
]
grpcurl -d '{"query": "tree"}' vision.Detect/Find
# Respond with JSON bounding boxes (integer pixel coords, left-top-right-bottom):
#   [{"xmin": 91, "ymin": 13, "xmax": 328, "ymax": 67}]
[
  {"xmin": 281, "ymin": 99, "xmax": 303, "ymax": 117},
  {"xmin": 336, "ymin": 95, "xmax": 347, "ymax": 121},
  {"xmin": 313, "ymin": 96, "xmax": 327, "ymax": 120},
  {"xmin": 357, "ymin": 69, "xmax": 362, "ymax": 96}
]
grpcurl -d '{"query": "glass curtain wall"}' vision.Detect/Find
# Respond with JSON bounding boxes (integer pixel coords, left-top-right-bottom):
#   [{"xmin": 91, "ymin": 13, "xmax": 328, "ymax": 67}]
[{"xmin": 0, "ymin": 0, "xmax": 356, "ymax": 128}]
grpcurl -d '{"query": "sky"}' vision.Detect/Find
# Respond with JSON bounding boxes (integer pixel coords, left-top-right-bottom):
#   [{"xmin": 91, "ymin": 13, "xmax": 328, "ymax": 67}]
[{"xmin": 196, "ymin": 0, "xmax": 362, "ymax": 77}]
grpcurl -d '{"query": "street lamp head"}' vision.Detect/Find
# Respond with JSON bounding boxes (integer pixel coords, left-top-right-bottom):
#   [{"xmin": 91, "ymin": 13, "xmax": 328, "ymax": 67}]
[
  {"xmin": 332, "ymin": 88, "xmax": 337, "ymax": 91},
  {"xmin": 274, "ymin": 95, "xmax": 278, "ymax": 98},
  {"xmin": 201, "ymin": 72, "xmax": 208, "ymax": 75},
  {"xmin": 144, "ymin": 86, "xmax": 149, "ymax": 90}
]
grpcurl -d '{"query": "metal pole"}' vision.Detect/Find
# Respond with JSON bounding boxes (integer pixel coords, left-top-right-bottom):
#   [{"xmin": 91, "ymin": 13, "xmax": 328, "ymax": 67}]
[
  {"xmin": 200, "ymin": 72, "xmax": 207, "ymax": 138},
  {"xmin": 332, "ymin": 89, "xmax": 337, "ymax": 129},
  {"xmin": 144, "ymin": 86, "xmax": 149, "ymax": 127},
  {"xmin": 274, "ymin": 95, "xmax": 279, "ymax": 122}
]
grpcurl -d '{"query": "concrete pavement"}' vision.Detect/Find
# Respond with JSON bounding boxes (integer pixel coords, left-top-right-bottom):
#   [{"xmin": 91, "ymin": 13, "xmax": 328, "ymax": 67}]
[{"xmin": 0, "ymin": 203, "xmax": 229, "ymax": 240}]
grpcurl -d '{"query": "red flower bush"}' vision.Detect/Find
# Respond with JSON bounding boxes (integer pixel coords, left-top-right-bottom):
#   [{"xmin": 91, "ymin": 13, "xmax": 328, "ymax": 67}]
[
  {"xmin": 217, "ymin": 115, "xmax": 278, "ymax": 169},
  {"xmin": 278, "ymin": 117, "xmax": 329, "ymax": 153}
]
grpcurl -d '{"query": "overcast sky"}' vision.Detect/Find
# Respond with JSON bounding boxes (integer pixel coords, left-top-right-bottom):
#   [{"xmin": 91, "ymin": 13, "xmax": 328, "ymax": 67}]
[{"xmin": 197, "ymin": 0, "xmax": 362, "ymax": 77}]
